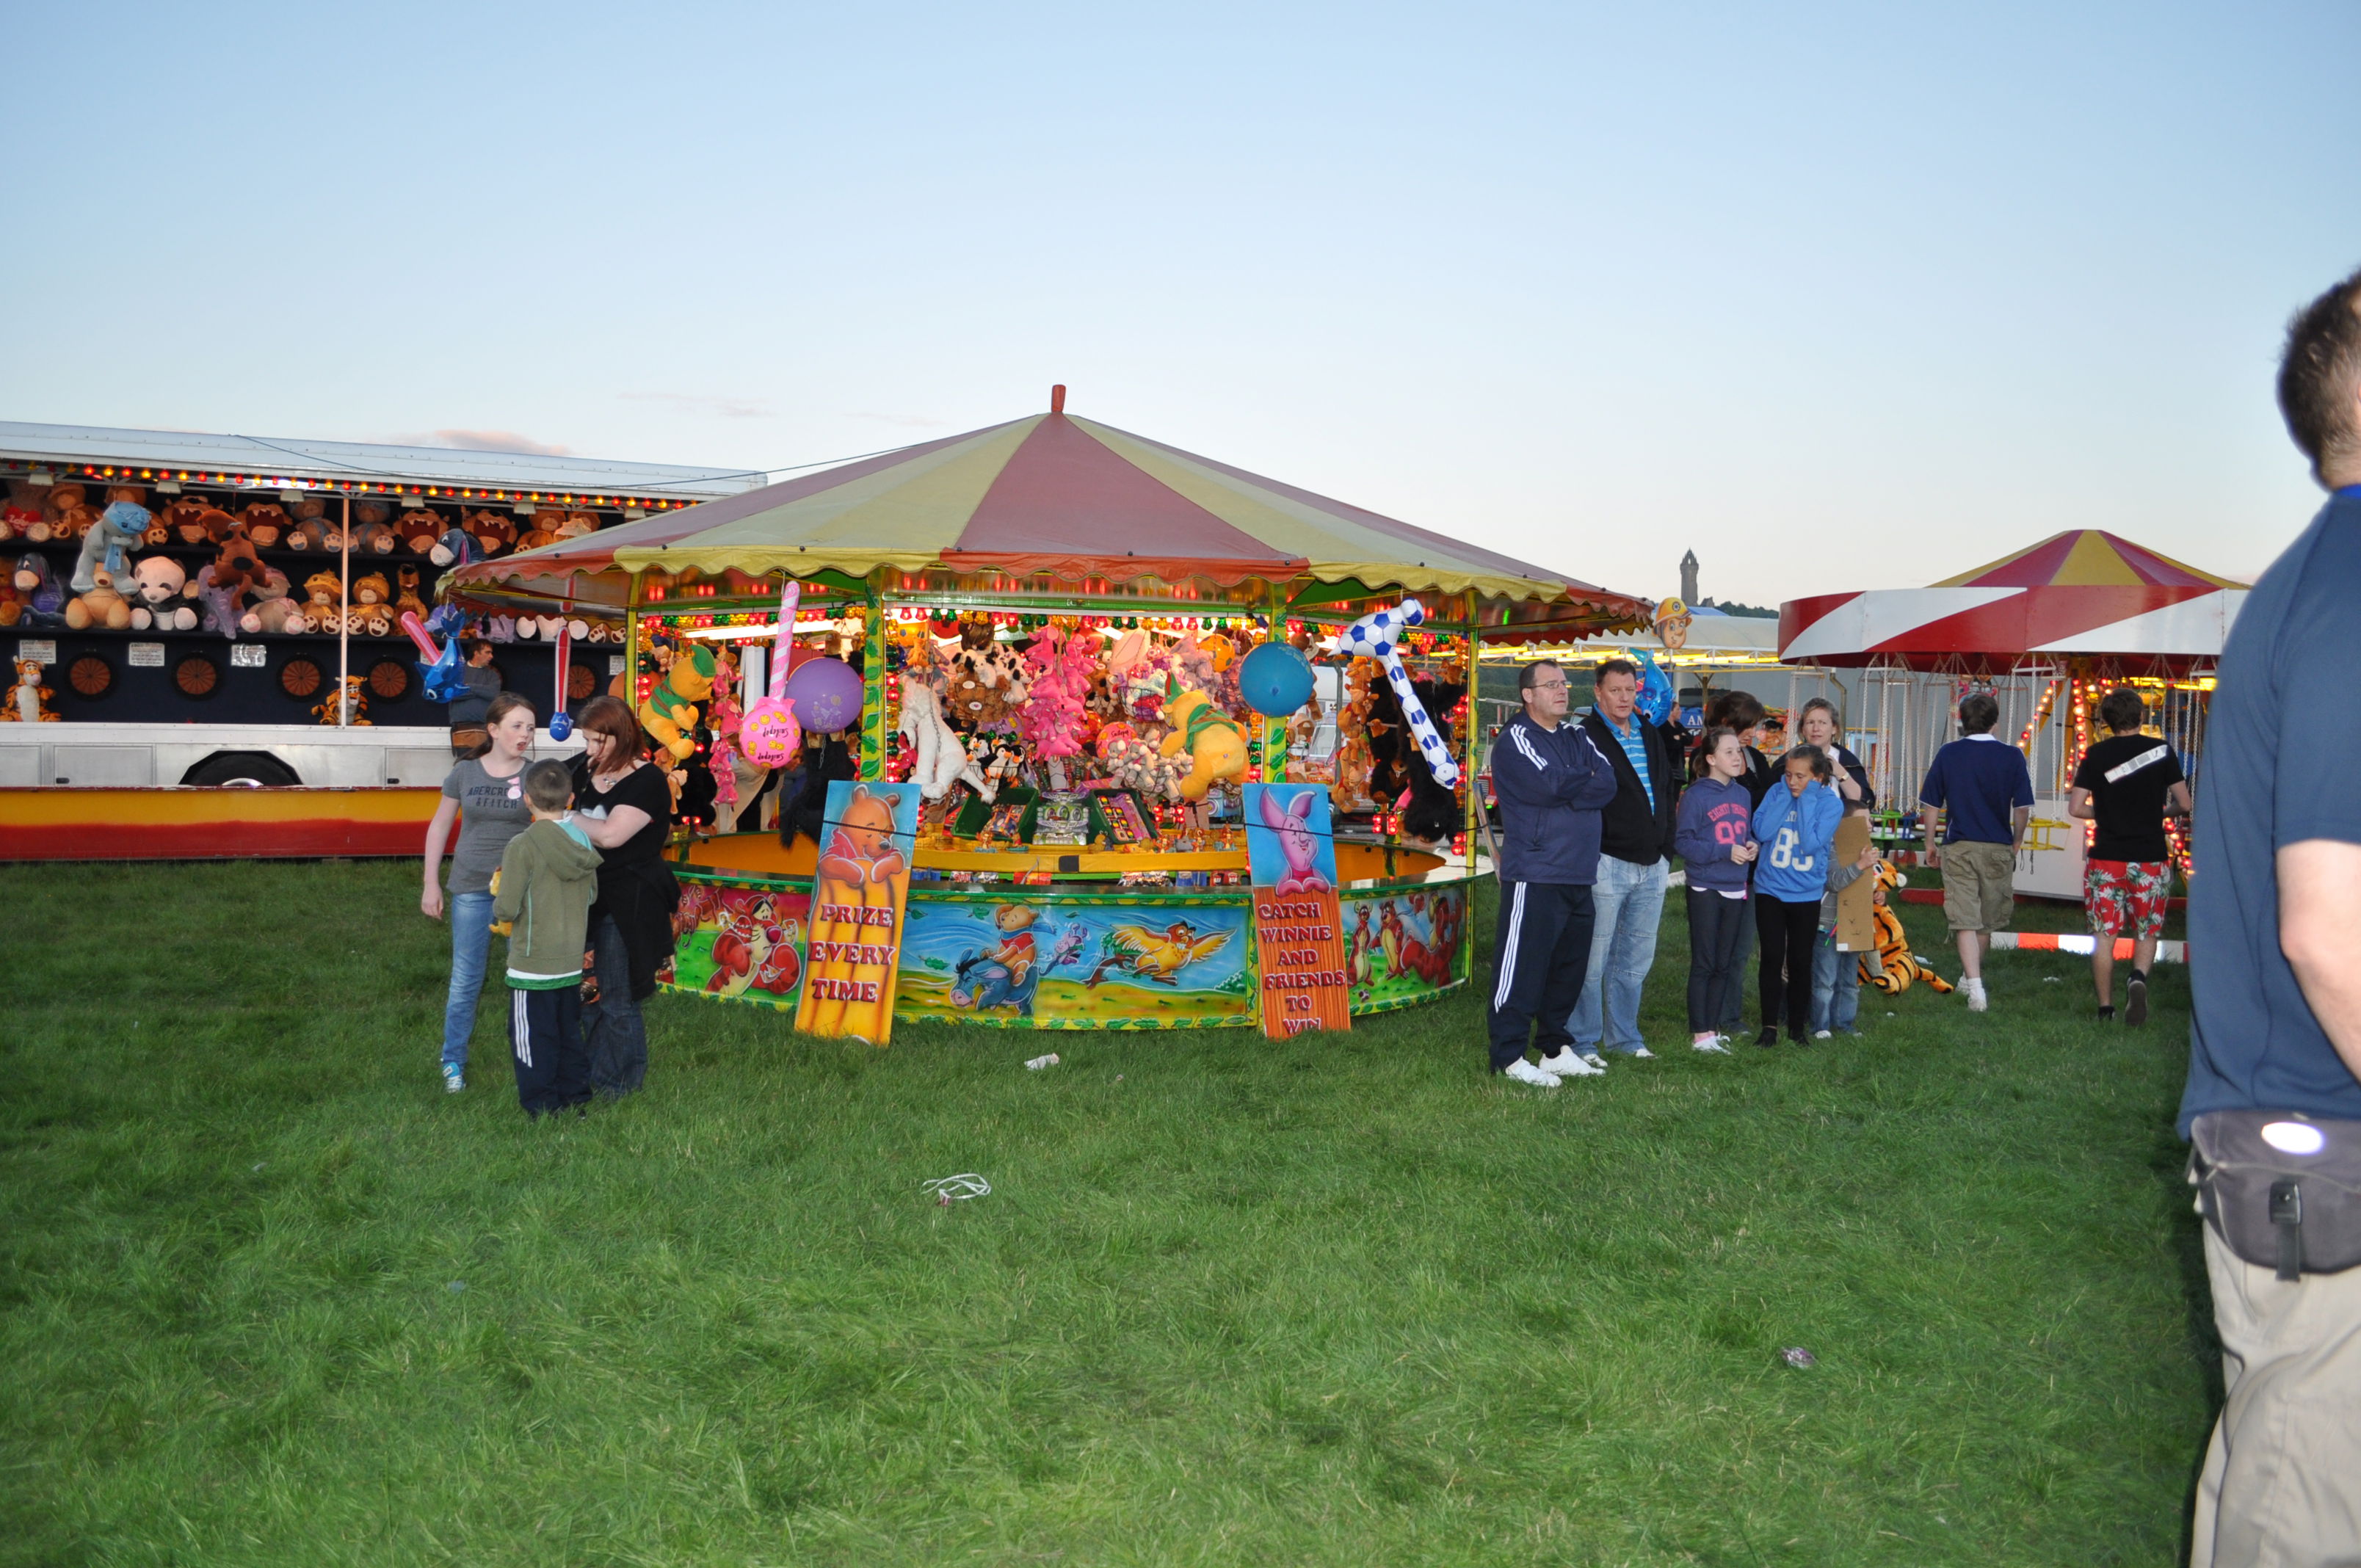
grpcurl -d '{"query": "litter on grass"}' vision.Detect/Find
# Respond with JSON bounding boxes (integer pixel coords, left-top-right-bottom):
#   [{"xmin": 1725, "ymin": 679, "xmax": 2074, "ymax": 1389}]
[
  {"xmin": 1024, "ymin": 1053, "xmax": 1060, "ymax": 1070},
  {"xmin": 1781, "ymin": 1346, "xmax": 1816, "ymax": 1368},
  {"xmin": 924, "ymin": 1173, "xmax": 992, "ymax": 1206},
  {"xmin": 449, "ymin": 1281, "xmax": 466, "ymax": 1293}
]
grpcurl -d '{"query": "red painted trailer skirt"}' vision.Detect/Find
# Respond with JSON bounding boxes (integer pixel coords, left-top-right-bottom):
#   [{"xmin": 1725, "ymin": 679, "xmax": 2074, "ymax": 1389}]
[{"xmin": 0, "ymin": 787, "xmax": 439, "ymax": 861}]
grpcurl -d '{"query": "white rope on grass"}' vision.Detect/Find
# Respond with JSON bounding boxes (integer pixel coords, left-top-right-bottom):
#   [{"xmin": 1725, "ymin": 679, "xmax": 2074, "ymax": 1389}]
[{"xmin": 924, "ymin": 1174, "xmax": 992, "ymax": 1203}]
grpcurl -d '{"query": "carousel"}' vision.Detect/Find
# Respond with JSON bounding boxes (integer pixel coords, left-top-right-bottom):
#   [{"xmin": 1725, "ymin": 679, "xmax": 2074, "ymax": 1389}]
[
  {"xmin": 449, "ymin": 390, "xmax": 1644, "ymax": 1034},
  {"xmin": 1778, "ymin": 528, "xmax": 2243, "ymax": 898}
]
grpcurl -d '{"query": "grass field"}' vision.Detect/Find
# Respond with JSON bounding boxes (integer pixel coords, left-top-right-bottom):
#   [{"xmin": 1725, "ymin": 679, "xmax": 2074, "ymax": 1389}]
[{"xmin": 1, "ymin": 861, "xmax": 2214, "ymax": 1567}]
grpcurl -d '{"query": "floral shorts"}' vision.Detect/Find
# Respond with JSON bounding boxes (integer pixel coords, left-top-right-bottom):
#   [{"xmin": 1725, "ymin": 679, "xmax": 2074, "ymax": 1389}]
[{"xmin": 2086, "ymin": 859, "xmax": 2170, "ymax": 939}]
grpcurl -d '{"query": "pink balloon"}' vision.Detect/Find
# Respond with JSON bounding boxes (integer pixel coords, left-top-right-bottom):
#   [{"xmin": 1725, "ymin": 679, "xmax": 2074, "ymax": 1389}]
[{"xmin": 740, "ymin": 697, "xmax": 801, "ymax": 766}]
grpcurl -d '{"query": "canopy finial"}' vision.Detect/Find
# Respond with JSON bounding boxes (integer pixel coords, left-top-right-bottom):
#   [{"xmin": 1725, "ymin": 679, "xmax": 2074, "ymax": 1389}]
[{"xmin": 1050, "ymin": 384, "xmax": 1067, "ymax": 414}]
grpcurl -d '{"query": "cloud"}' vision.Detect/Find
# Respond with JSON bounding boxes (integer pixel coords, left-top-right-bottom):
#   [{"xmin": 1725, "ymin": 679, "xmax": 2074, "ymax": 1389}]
[
  {"xmin": 619, "ymin": 392, "xmax": 777, "ymax": 420},
  {"xmin": 391, "ymin": 429, "xmax": 574, "ymax": 456}
]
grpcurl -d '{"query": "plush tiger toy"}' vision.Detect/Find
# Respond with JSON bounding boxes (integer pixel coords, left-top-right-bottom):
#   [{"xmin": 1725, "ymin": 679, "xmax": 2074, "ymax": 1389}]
[{"xmin": 1859, "ymin": 860, "xmax": 1954, "ymax": 995}]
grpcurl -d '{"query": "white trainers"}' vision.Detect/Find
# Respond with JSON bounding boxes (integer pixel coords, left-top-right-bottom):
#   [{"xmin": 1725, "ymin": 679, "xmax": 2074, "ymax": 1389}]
[
  {"xmin": 1691, "ymin": 1038, "xmax": 1731, "ymax": 1054},
  {"xmin": 1625, "ymin": 1045, "xmax": 1656, "ymax": 1060},
  {"xmin": 1964, "ymin": 979, "xmax": 1988, "ymax": 1013},
  {"xmin": 1502, "ymin": 1058, "xmax": 1562, "ymax": 1088},
  {"xmin": 1583, "ymin": 1053, "xmax": 1608, "ymax": 1070},
  {"xmin": 443, "ymin": 1064, "xmax": 465, "ymax": 1093},
  {"xmin": 1538, "ymin": 1048, "xmax": 1605, "ymax": 1078},
  {"xmin": 1812, "ymin": 1029, "xmax": 1832, "ymax": 1040}
]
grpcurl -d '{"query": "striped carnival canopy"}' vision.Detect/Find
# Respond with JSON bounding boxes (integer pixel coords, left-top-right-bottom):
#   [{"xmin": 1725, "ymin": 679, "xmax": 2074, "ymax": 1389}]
[
  {"xmin": 1780, "ymin": 529, "xmax": 2248, "ymax": 670},
  {"xmin": 451, "ymin": 396, "xmax": 1644, "ymax": 636}
]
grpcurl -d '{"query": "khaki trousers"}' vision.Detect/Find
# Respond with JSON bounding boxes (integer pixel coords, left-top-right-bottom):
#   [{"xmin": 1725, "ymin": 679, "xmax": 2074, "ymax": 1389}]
[{"xmin": 2190, "ymin": 1225, "xmax": 2361, "ymax": 1567}]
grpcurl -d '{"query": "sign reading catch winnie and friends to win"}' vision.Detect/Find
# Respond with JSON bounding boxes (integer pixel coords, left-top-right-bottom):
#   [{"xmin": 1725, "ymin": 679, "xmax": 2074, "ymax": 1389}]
[{"xmin": 1245, "ymin": 783, "xmax": 1351, "ymax": 1038}]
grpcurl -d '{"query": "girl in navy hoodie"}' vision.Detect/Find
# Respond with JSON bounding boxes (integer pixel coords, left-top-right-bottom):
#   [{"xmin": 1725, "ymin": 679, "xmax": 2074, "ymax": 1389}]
[
  {"xmin": 1674, "ymin": 727, "xmax": 1758, "ymax": 1052},
  {"xmin": 1749, "ymin": 745, "xmax": 1843, "ymax": 1046}
]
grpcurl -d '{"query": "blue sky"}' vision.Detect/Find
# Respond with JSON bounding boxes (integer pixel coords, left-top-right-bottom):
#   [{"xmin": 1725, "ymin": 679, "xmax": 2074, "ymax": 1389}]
[{"xmin": 4, "ymin": 2, "xmax": 2354, "ymax": 600}]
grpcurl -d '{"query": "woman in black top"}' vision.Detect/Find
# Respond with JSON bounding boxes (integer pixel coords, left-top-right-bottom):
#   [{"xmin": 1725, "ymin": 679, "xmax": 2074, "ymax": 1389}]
[
  {"xmin": 1799, "ymin": 698, "xmax": 1876, "ymax": 814},
  {"xmin": 569, "ymin": 696, "xmax": 680, "ymax": 1097}
]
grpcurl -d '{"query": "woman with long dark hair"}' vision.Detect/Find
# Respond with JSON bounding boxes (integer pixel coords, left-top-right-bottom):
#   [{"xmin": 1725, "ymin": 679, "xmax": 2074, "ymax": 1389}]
[
  {"xmin": 421, "ymin": 692, "xmax": 539, "ymax": 1092},
  {"xmin": 568, "ymin": 696, "xmax": 681, "ymax": 1096}
]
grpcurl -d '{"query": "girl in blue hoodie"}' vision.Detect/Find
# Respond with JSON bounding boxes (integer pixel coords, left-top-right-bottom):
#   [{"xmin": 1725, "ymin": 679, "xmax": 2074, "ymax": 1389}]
[{"xmin": 1749, "ymin": 745, "xmax": 1842, "ymax": 1046}]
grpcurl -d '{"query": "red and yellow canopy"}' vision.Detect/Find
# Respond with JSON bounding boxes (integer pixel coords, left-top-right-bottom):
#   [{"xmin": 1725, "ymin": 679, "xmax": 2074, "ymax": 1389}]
[
  {"xmin": 456, "ymin": 404, "xmax": 1642, "ymax": 631},
  {"xmin": 1933, "ymin": 530, "xmax": 2242, "ymax": 590}
]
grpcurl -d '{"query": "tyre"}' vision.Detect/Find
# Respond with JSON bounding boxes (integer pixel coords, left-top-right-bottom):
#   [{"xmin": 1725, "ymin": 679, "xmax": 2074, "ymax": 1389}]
[{"xmin": 179, "ymin": 751, "xmax": 302, "ymax": 788}]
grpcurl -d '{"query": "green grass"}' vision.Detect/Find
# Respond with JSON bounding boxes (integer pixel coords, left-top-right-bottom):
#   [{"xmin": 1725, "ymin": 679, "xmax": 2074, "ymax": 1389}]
[{"xmin": 1, "ymin": 862, "xmax": 2215, "ymax": 1566}]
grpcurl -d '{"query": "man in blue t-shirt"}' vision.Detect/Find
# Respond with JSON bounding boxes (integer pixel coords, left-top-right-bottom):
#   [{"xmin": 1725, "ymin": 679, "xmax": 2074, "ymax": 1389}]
[
  {"xmin": 2178, "ymin": 265, "xmax": 2361, "ymax": 1566},
  {"xmin": 1915, "ymin": 692, "xmax": 2034, "ymax": 1013}
]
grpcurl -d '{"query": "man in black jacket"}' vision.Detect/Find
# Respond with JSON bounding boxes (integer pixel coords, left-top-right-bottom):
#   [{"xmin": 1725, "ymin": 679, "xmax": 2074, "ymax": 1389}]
[{"xmin": 1567, "ymin": 658, "xmax": 1682, "ymax": 1063}]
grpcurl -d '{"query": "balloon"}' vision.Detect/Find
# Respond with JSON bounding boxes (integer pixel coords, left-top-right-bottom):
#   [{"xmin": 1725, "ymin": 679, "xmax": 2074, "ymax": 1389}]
[
  {"xmin": 1338, "ymin": 597, "xmax": 1459, "ymax": 788},
  {"xmin": 784, "ymin": 656, "xmax": 863, "ymax": 733},
  {"xmin": 741, "ymin": 579, "xmax": 804, "ymax": 766},
  {"xmin": 1237, "ymin": 641, "xmax": 1316, "ymax": 717},
  {"xmin": 549, "ymin": 621, "xmax": 573, "ymax": 740}
]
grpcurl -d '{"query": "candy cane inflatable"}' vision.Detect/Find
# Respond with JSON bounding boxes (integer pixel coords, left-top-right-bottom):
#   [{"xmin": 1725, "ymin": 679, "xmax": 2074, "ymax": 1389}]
[
  {"xmin": 1338, "ymin": 597, "xmax": 1460, "ymax": 787},
  {"xmin": 739, "ymin": 578, "xmax": 803, "ymax": 766},
  {"xmin": 548, "ymin": 620, "xmax": 574, "ymax": 740}
]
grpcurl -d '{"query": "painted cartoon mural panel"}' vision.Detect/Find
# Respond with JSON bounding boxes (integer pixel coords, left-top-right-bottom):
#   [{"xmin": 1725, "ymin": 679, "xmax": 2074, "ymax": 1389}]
[
  {"xmin": 663, "ymin": 882, "xmax": 810, "ymax": 1005},
  {"xmin": 1342, "ymin": 886, "xmax": 1465, "ymax": 1009},
  {"xmin": 897, "ymin": 899, "xmax": 1254, "ymax": 1026}
]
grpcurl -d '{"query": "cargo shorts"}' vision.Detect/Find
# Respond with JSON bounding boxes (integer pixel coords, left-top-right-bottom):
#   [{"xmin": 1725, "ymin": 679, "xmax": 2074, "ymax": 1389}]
[{"xmin": 1940, "ymin": 840, "xmax": 2015, "ymax": 932}]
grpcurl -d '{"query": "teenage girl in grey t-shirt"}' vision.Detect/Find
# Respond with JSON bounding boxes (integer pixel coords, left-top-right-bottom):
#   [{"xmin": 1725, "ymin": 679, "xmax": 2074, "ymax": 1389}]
[{"xmin": 421, "ymin": 692, "xmax": 537, "ymax": 1091}]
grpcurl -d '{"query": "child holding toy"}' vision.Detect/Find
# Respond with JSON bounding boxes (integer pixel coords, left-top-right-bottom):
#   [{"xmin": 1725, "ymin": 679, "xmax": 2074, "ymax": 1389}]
[
  {"xmin": 1749, "ymin": 745, "xmax": 1843, "ymax": 1046},
  {"xmin": 491, "ymin": 759, "xmax": 604, "ymax": 1118},
  {"xmin": 1672, "ymin": 727, "xmax": 1757, "ymax": 1053}
]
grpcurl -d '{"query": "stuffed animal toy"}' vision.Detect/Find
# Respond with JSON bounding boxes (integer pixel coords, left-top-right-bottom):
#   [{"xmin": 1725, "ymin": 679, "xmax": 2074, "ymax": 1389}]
[
  {"xmin": 485, "ymin": 611, "xmax": 516, "ymax": 642},
  {"xmin": 1013, "ymin": 624, "xmax": 1095, "ymax": 761},
  {"xmin": 311, "ymin": 675, "xmax": 369, "ymax": 727},
  {"xmin": 639, "ymin": 642, "xmax": 718, "ymax": 761},
  {"xmin": 393, "ymin": 565, "xmax": 427, "ymax": 624},
  {"xmin": 40, "ymin": 483, "xmax": 97, "ymax": 543},
  {"xmin": 11, "ymin": 553, "xmax": 68, "ymax": 627},
  {"xmin": 238, "ymin": 501, "xmax": 291, "ymax": 549},
  {"xmin": 4, "ymin": 658, "xmax": 58, "ymax": 722},
  {"xmin": 353, "ymin": 500, "xmax": 399, "ymax": 553},
  {"xmin": 397, "ymin": 509, "xmax": 445, "ymax": 555},
  {"xmin": 1096, "ymin": 723, "xmax": 1190, "ymax": 799},
  {"xmin": 515, "ymin": 507, "xmax": 567, "ymax": 552},
  {"xmin": 557, "ymin": 511, "xmax": 598, "ymax": 540},
  {"xmin": 301, "ymin": 571, "xmax": 345, "ymax": 634},
  {"xmin": 106, "ymin": 487, "xmax": 166, "ymax": 544},
  {"xmin": 1158, "ymin": 684, "xmax": 1247, "ymax": 801},
  {"xmin": 347, "ymin": 572, "xmax": 394, "ymax": 636},
  {"xmin": 127, "ymin": 555, "xmax": 199, "ymax": 632},
  {"xmin": 0, "ymin": 572, "xmax": 21, "ymax": 626},
  {"xmin": 0, "ymin": 501, "xmax": 40, "ymax": 542},
  {"xmin": 941, "ymin": 617, "xmax": 1028, "ymax": 731},
  {"xmin": 64, "ymin": 565, "xmax": 134, "ymax": 631},
  {"xmin": 897, "ymin": 680, "xmax": 984, "ymax": 800},
  {"xmin": 1860, "ymin": 862, "xmax": 1954, "ymax": 995},
  {"xmin": 465, "ymin": 509, "xmax": 515, "ymax": 557},
  {"xmin": 429, "ymin": 527, "xmax": 482, "ymax": 568},
  {"xmin": 192, "ymin": 537, "xmax": 258, "ymax": 636},
  {"xmin": 153, "ymin": 497, "xmax": 217, "ymax": 546},
  {"xmin": 71, "ymin": 501, "xmax": 152, "ymax": 593},
  {"xmin": 1337, "ymin": 598, "xmax": 1461, "ymax": 788}
]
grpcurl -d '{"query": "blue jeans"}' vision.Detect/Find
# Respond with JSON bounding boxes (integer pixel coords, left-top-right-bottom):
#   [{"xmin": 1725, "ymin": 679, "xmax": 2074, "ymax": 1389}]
[
  {"xmin": 1810, "ymin": 929, "xmax": 1860, "ymax": 1034},
  {"xmin": 1570, "ymin": 855, "xmax": 1669, "ymax": 1053},
  {"xmin": 441, "ymin": 891, "xmax": 495, "ymax": 1070}
]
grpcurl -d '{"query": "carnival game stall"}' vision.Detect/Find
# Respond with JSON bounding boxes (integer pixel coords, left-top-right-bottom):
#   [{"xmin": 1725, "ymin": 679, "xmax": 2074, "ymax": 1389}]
[
  {"xmin": 451, "ymin": 391, "xmax": 1644, "ymax": 1035},
  {"xmin": 1778, "ymin": 529, "xmax": 2241, "ymax": 899}
]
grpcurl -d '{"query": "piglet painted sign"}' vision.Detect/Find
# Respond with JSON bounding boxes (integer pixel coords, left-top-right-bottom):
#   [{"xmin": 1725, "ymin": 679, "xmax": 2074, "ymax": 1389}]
[
  {"xmin": 795, "ymin": 780, "xmax": 919, "ymax": 1045},
  {"xmin": 1244, "ymin": 783, "xmax": 1351, "ymax": 1038}
]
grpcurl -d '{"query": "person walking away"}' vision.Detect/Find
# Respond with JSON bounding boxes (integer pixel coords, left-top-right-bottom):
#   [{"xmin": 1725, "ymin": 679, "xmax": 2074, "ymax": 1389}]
[
  {"xmin": 1698, "ymin": 690, "xmax": 1780, "ymax": 1037},
  {"xmin": 1673, "ymin": 726, "xmax": 1757, "ymax": 1053},
  {"xmin": 1800, "ymin": 698, "xmax": 1877, "ymax": 1037},
  {"xmin": 490, "ymin": 759, "xmax": 602, "ymax": 1118},
  {"xmin": 2069, "ymin": 686, "xmax": 2191, "ymax": 1025},
  {"xmin": 2179, "ymin": 264, "xmax": 2361, "ymax": 1567},
  {"xmin": 420, "ymin": 692, "xmax": 538, "ymax": 1093},
  {"xmin": 446, "ymin": 636, "xmax": 503, "ymax": 757},
  {"xmin": 1916, "ymin": 692, "xmax": 2033, "ymax": 1013},
  {"xmin": 569, "ymin": 697, "xmax": 681, "ymax": 1097},
  {"xmin": 1750, "ymin": 746, "xmax": 1841, "ymax": 1046},
  {"xmin": 1485, "ymin": 659, "xmax": 1621, "ymax": 1086},
  {"xmin": 1569, "ymin": 658, "xmax": 1683, "ymax": 1064}
]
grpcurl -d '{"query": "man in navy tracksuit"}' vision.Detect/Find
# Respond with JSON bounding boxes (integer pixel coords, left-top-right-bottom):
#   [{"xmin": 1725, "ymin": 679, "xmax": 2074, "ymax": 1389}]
[{"xmin": 1487, "ymin": 658, "xmax": 1622, "ymax": 1086}]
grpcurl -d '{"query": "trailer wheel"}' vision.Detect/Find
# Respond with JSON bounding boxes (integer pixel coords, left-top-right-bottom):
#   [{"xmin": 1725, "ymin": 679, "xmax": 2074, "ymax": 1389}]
[{"xmin": 181, "ymin": 751, "xmax": 302, "ymax": 788}]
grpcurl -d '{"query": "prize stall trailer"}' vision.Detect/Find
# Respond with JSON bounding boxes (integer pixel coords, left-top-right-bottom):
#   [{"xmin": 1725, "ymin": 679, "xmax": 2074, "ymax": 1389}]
[
  {"xmin": 1778, "ymin": 528, "xmax": 2241, "ymax": 901},
  {"xmin": 446, "ymin": 391, "xmax": 1647, "ymax": 1032},
  {"xmin": 601, "ymin": 572, "xmax": 1493, "ymax": 1031}
]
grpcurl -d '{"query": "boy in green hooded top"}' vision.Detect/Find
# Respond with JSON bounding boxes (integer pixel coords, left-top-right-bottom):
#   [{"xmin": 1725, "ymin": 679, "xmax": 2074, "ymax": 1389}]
[{"xmin": 493, "ymin": 759, "xmax": 604, "ymax": 1117}]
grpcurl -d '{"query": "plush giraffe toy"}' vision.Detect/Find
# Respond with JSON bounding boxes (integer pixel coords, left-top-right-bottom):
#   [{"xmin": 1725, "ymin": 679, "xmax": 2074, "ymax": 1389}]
[{"xmin": 1337, "ymin": 598, "xmax": 1460, "ymax": 788}]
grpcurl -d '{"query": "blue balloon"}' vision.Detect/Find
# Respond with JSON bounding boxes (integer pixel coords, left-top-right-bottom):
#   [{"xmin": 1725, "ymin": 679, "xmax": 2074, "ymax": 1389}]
[
  {"xmin": 550, "ymin": 711, "xmax": 573, "ymax": 741},
  {"xmin": 1238, "ymin": 641, "xmax": 1316, "ymax": 717}
]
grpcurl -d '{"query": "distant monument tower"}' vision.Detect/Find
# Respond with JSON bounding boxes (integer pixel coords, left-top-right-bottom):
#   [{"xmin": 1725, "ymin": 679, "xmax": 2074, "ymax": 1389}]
[{"xmin": 1679, "ymin": 549, "xmax": 1700, "ymax": 605}]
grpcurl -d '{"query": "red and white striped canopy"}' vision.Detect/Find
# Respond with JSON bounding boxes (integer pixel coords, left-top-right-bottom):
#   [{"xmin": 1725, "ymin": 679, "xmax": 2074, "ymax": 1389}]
[{"xmin": 1780, "ymin": 530, "xmax": 2246, "ymax": 669}]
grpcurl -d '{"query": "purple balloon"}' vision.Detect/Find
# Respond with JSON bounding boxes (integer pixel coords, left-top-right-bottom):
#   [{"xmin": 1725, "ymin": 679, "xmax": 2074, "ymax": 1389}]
[{"xmin": 783, "ymin": 656, "xmax": 864, "ymax": 733}]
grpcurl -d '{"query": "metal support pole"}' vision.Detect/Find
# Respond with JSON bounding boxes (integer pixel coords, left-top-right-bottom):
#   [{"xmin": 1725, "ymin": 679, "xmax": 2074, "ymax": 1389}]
[{"xmin": 337, "ymin": 494, "xmax": 351, "ymax": 727}]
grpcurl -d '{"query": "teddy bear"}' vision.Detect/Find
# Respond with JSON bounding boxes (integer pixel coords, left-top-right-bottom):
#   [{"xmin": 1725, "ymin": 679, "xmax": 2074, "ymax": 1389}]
[
  {"xmin": 4, "ymin": 658, "xmax": 59, "ymax": 722},
  {"xmin": 465, "ymin": 509, "xmax": 516, "ymax": 557},
  {"xmin": 515, "ymin": 507, "xmax": 567, "ymax": 552},
  {"xmin": 153, "ymin": 496, "xmax": 215, "ymax": 546},
  {"xmin": 556, "ymin": 511, "xmax": 598, "ymax": 541},
  {"xmin": 64, "ymin": 565, "xmax": 134, "ymax": 631},
  {"xmin": 393, "ymin": 565, "xmax": 428, "ymax": 624},
  {"xmin": 301, "ymin": 570, "xmax": 345, "ymax": 634},
  {"xmin": 397, "ymin": 507, "xmax": 444, "ymax": 555},
  {"xmin": 239, "ymin": 501, "xmax": 292, "ymax": 549},
  {"xmin": 192, "ymin": 537, "xmax": 259, "ymax": 636},
  {"xmin": 127, "ymin": 555, "xmax": 200, "ymax": 633},
  {"xmin": 347, "ymin": 571, "xmax": 395, "ymax": 636},
  {"xmin": 73, "ymin": 501, "xmax": 153, "ymax": 593},
  {"xmin": 12, "ymin": 553, "xmax": 68, "ymax": 626},
  {"xmin": 38, "ymin": 482, "xmax": 95, "ymax": 543},
  {"xmin": 352, "ymin": 500, "xmax": 399, "ymax": 553}
]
